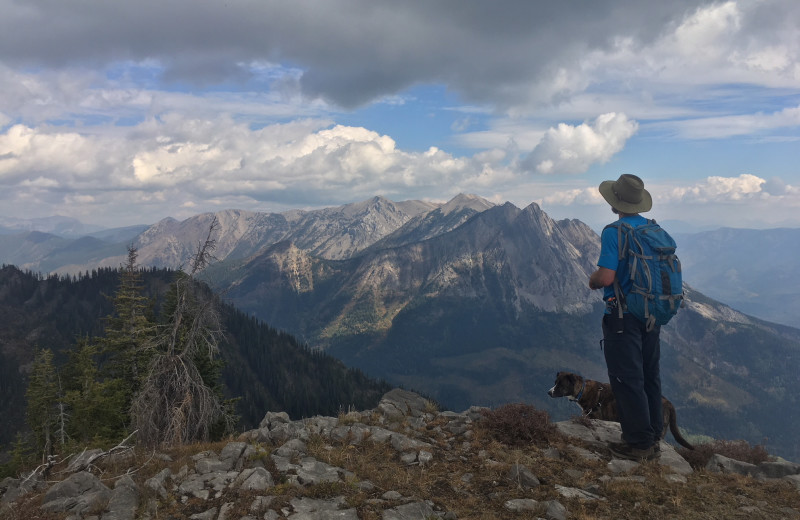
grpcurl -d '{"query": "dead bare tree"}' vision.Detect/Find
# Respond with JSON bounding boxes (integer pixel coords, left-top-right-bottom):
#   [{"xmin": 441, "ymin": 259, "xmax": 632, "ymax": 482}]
[{"xmin": 131, "ymin": 217, "xmax": 233, "ymax": 446}]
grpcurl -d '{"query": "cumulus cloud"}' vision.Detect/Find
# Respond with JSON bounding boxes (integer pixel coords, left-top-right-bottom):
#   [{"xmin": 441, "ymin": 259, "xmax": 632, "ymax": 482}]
[
  {"xmin": 663, "ymin": 174, "xmax": 767, "ymax": 203},
  {"xmin": 521, "ymin": 113, "xmax": 638, "ymax": 175},
  {"xmin": 0, "ymin": 116, "xmax": 518, "ymax": 225}
]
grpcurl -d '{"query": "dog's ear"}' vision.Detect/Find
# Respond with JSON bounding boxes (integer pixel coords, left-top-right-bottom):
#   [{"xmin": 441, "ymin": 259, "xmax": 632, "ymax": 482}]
[
  {"xmin": 555, "ymin": 371, "xmax": 565, "ymax": 379},
  {"xmin": 565, "ymin": 373, "xmax": 578, "ymax": 386}
]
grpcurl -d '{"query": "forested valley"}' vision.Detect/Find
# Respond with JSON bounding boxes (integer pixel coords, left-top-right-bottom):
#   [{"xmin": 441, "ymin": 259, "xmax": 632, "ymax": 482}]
[{"xmin": 0, "ymin": 247, "xmax": 390, "ymax": 477}]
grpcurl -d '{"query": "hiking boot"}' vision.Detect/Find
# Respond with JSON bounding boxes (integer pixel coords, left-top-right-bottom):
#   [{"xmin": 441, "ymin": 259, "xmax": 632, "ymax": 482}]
[{"xmin": 608, "ymin": 441, "xmax": 657, "ymax": 461}]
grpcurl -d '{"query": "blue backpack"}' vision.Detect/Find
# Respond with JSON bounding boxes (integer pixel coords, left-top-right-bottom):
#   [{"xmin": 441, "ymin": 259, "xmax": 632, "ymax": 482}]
[{"xmin": 604, "ymin": 219, "xmax": 684, "ymax": 331}]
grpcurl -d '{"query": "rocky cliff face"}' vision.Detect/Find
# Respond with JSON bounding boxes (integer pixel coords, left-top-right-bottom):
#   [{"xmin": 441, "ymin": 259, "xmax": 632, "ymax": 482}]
[{"xmin": 131, "ymin": 196, "xmax": 441, "ymax": 270}]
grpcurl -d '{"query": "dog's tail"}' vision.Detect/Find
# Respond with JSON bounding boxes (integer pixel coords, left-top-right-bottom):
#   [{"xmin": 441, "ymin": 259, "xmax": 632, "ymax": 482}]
[{"xmin": 668, "ymin": 407, "xmax": 694, "ymax": 450}]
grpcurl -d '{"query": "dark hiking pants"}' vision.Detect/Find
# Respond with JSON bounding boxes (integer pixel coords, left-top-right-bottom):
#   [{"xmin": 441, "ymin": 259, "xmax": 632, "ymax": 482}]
[{"xmin": 602, "ymin": 312, "xmax": 663, "ymax": 449}]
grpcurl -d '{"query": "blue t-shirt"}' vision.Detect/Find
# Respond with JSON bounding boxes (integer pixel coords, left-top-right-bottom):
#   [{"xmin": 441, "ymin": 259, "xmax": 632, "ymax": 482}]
[{"xmin": 597, "ymin": 214, "xmax": 649, "ymax": 303}]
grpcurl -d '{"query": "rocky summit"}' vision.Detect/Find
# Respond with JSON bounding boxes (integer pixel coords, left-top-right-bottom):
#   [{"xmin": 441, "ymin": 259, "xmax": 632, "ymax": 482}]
[{"xmin": 2, "ymin": 389, "xmax": 799, "ymax": 520}]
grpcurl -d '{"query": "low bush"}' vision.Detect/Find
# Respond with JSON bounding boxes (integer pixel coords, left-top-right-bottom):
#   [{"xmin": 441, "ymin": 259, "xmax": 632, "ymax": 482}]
[
  {"xmin": 479, "ymin": 403, "xmax": 558, "ymax": 447},
  {"xmin": 678, "ymin": 439, "xmax": 772, "ymax": 469}
]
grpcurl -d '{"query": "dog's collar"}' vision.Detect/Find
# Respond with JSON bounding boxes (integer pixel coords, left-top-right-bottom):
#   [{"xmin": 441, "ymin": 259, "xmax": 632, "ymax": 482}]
[{"xmin": 571, "ymin": 380, "xmax": 586, "ymax": 402}]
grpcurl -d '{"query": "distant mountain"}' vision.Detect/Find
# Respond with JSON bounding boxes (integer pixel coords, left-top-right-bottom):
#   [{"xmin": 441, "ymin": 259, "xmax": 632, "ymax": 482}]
[
  {"xmin": 675, "ymin": 227, "xmax": 800, "ymax": 327},
  {"xmin": 0, "ymin": 231, "xmax": 126, "ymax": 273},
  {"xmin": 0, "ymin": 215, "xmax": 104, "ymax": 237},
  {"xmin": 86, "ymin": 224, "xmax": 150, "ymax": 243},
  {"xmin": 204, "ymin": 202, "xmax": 800, "ymax": 460},
  {"xmin": 0, "ymin": 195, "xmax": 479, "ymax": 275}
]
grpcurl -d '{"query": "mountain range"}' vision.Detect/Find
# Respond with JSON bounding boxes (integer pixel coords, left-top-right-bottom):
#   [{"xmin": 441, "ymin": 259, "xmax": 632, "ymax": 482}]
[{"xmin": 2, "ymin": 195, "xmax": 799, "ymax": 459}]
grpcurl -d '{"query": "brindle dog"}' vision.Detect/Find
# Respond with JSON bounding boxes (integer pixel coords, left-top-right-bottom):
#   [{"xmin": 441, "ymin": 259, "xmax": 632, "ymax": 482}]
[{"xmin": 548, "ymin": 371, "xmax": 694, "ymax": 450}]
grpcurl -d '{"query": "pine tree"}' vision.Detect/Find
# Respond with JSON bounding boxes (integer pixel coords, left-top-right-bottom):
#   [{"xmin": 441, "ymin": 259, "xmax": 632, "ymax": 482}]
[
  {"xmin": 25, "ymin": 349, "xmax": 60, "ymax": 462},
  {"xmin": 132, "ymin": 218, "xmax": 233, "ymax": 446},
  {"xmin": 63, "ymin": 338, "xmax": 127, "ymax": 444},
  {"xmin": 99, "ymin": 245, "xmax": 156, "ymax": 406}
]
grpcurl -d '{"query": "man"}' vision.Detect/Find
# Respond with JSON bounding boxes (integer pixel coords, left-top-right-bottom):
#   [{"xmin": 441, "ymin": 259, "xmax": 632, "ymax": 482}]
[{"xmin": 588, "ymin": 173, "xmax": 662, "ymax": 461}]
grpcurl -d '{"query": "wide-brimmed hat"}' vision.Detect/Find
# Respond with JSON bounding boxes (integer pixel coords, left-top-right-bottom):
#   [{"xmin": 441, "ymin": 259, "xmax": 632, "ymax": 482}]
[{"xmin": 599, "ymin": 174, "xmax": 652, "ymax": 213}]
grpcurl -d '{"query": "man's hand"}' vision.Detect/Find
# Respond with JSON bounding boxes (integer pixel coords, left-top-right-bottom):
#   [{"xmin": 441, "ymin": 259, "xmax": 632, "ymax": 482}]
[{"xmin": 589, "ymin": 267, "xmax": 616, "ymax": 290}]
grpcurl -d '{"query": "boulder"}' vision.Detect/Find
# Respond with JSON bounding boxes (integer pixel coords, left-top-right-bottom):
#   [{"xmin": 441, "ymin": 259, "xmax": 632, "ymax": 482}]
[
  {"xmin": 236, "ymin": 467, "xmax": 275, "ymax": 491},
  {"xmin": 41, "ymin": 471, "xmax": 111, "ymax": 514},
  {"xmin": 101, "ymin": 475, "xmax": 139, "ymax": 520},
  {"xmin": 503, "ymin": 498, "xmax": 539, "ymax": 513},
  {"xmin": 508, "ymin": 464, "xmax": 540, "ymax": 489},
  {"xmin": 756, "ymin": 460, "xmax": 800, "ymax": 479},
  {"xmin": 377, "ymin": 389, "xmax": 430, "ymax": 420},
  {"xmin": 706, "ymin": 454, "xmax": 760, "ymax": 477},
  {"xmin": 555, "ymin": 419, "xmax": 693, "ymax": 475},
  {"xmin": 219, "ymin": 442, "xmax": 248, "ymax": 471},
  {"xmin": 382, "ymin": 500, "xmax": 436, "ymax": 519}
]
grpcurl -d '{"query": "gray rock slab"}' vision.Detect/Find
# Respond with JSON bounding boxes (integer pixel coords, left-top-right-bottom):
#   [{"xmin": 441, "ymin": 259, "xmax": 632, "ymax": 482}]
[
  {"xmin": 177, "ymin": 474, "xmax": 207, "ymax": 497},
  {"xmin": 366, "ymin": 426, "xmax": 394, "ymax": 444},
  {"xmin": 706, "ymin": 454, "xmax": 760, "ymax": 477},
  {"xmin": 144, "ymin": 468, "xmax": 170, "ymax": 499},
  {"xmin": 503, "ymin": 498, "xmax": 539, "ymax": 513},
  {"xmin": 287, "ymin": 496, "xmax": 358, "ymax": 519},
  {"xmin": 271, "ymin": 454, "xmax": 296, "ymax": 473},
  {"xmin": 509, "ymin": 464, "xmax": 540, "ymax": 488},
  {"xmin": 238, "ymin": 467, "xmax": 275, "ymax": 491},
  {"xmin": 378, "ymin": 389, "xmax": 430, "ymax": 420},
  {"xmin": 757, "ymin": 460, "xmax": 800, "ymax": 479},
  {"xmin": 389, "ymin": 432, "xmax": 432, "ymax": 453},
  {"xmin": 274, "ymin": 438, "xmax": 308, "ymax": 459},
  {"xmin": 555, "ymin": 484, "xmax": 606, "ymax": 501},
  {"xmin": 784, "ymin": 474, "xmax": 800, "ymax": 490},
  {"xmin": 269, "ymin": 422, "xmax": 310, "ymax": 444},
  {"xmin": 188, "ymin": 507, "xmax": 217, "ymax": 520},
  {"xmin": 260, "ymin": 411, "xmax": 290, "ymax": 429},
  {"xmin": 296, "ymin": 458, "xmax": 346, "ymax": 485},
  {"xmin": 195, "ymin": 457, "xmax": 229, "ymax": 474},
  {"xmin": 545, "ymin": 500, "xmax": 568, "ymax": 520},
  {"xmin": 556, "ymin": 419, "xmax": 693, "ymax": 474},
  {"xmin": 219, "ymin": 442, "xmax": 248, "ymax": 470},
  {"xmin": 567, "ymin": 445, "xmax": 602, "ymax": 462},
  {"xmin": 250, "ymin": 495, "xmax": 276, "ymax": 513},
  {"xmin": 607, "ymin": 459, "xmax": 640, "ymax": 474},
  {"xmin": 41, "ymin": 471, "xmax": 112, "ymax": 514},
  {"xmin": 101, "ymin": 475, "xmax": 139, "ymax": 520},
  {"xmin": 303, "ymin": 416, "xmax": 339, "ymax": 436},
  {"xmin": 657, "ymin": 442, "xmax": 694, "ymax": 475},
  {"xmin": 382, "ymin": 500, "xmax": 436, "ymax": 519}
]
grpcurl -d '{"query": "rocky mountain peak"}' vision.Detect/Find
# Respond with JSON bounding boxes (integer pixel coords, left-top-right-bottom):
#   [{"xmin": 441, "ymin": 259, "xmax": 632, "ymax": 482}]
[
  {"xmin": 4, "ymin": 389, "xmax": 798, "ymax": 520},
  {"xmin": 440, "ymin": 193, "xmax": 495, "ymax": 216}
]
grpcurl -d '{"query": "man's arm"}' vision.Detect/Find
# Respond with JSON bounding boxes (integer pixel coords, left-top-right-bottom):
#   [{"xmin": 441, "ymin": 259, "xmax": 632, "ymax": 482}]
[{"xmin": 589, "ymin": 267, "xmax": 616, "ymax": 290}]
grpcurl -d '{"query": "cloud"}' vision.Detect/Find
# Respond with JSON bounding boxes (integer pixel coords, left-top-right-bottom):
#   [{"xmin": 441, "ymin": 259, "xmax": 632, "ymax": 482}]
[
  {"xmin": 664, "ymin": 174, "xmax": 768, "ymax": 203},
  {"xmin": 660, "ymin": 105, "xmax": 800, "ymax": 139},
  {"xmin": 0, "ymin": 0, "xmax": 767, "ymax": 112},
  {"xmin": 520, "ymin": 113, "xmax": 638, "ymax": 175},
  {"xmin": 0, "ymin": 116, "xmax": 519, "ymax": 223},
  {"xmin": 539, "ymin": 174, "xmax": 800, "ymax": 208}
]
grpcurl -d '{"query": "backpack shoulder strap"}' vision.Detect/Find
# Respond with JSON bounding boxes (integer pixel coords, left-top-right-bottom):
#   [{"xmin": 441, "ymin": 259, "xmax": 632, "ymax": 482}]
[{"xmin": 603, "ymin": 220, "xmax": 634, "ymax": 261}]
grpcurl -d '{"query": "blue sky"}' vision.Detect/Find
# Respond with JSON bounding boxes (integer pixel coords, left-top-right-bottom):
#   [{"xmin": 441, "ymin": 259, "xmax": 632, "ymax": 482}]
[{"xmin": 1, "ymin": 0, "xmax": 800, "ymax": 232}]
